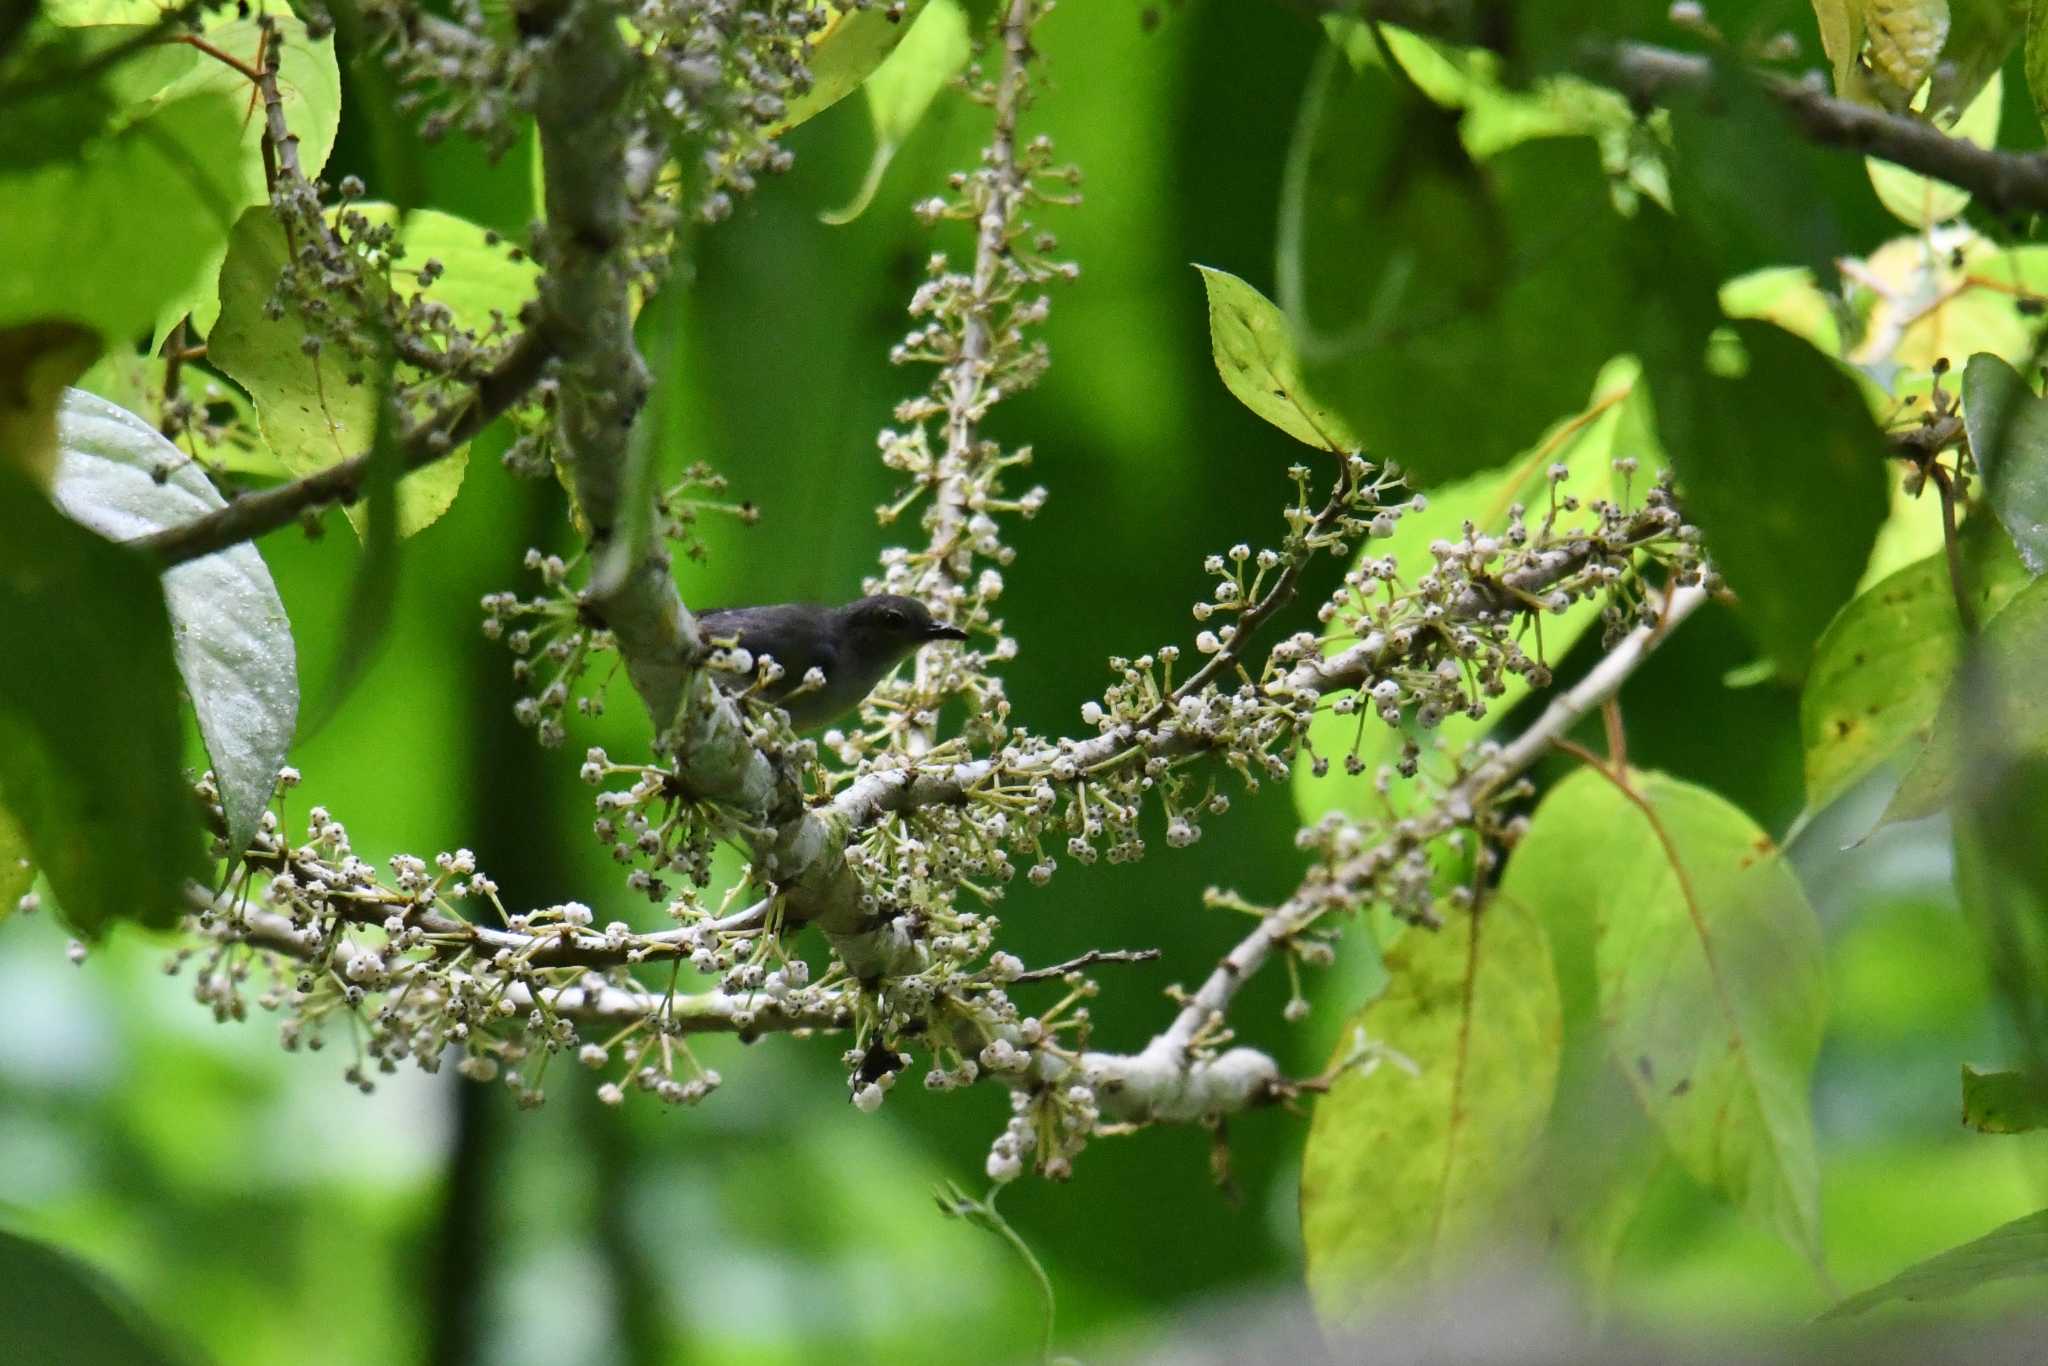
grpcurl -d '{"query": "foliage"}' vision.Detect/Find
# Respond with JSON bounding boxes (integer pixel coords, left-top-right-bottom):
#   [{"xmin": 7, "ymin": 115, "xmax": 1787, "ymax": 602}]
[{"xmin": 5, "ymin": 0, "xmax": 2048, "ymax": 1360}]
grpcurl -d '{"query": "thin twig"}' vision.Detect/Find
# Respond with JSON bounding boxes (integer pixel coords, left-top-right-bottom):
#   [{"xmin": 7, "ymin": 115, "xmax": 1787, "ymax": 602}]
[
  {"xmin": 1013, "ymin": 947, "xmax": 1161, "ymax": 983},
  {"xmin": 1928, "ymin": 462, "xmax": 1979, "ymax": 636}
]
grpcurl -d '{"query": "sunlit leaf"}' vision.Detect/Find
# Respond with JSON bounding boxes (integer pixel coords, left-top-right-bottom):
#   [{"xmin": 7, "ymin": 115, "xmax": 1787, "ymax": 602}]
[
  {"xmin": 1865, "ymin": 0, "xmax": 1952, "ymax": 112},
  {"xmin": 1822, "ymin": 1207, "xmax": 2048, "ymax": 1317},
  {"xmin": 1195, "ymin": 266, "xmax": 1361, "ymax": 453},
  {"xmin": 1884, "ymin": 575, "xmax": 2048, "ymax": 822},
  {"xmin": 1961, "ymin": 352, "xmax": 2048, "ymax": 573},
  {"xmin": 820, "ymin": 0, "xmax": 971, "ymax": 226},
  {"xmin": 209, "ymin": 209, "xmax": 463, "ymax": 537},
  {"xmin": 1500, "ymin": 766, "xmax": 1829, "ymax": 1270},
  {"xmin": 1293, "ymin": 357, "xmax": 1657, "ymax": 824},
  {"xmin": 0, "ymin": 468, "xmax": 199, "ymax": 936},
  {"xmin": 775, "ymin": 0, "xmax": 932, "ymax": 131},
  {"xmin": 50, "ymin": 390, "xmax": 297, "ymax": 860},
  {"xmin": 1867, "ymin": 70, "xmax": 2002, "ymax": 229},
  {"xmin": 1961, "ymin": 1063, "xmax": 2048, "ymax": 1132},
  {"xmin": 1800, "ymin": 527, "xmax": 2029, "ymax": 815},
  {"xmin": 1300, "ymin": 895, "xmax": 1562, "ymax": 1322},
  {"xmin": 150, "ymin": 4, "xmax": 343, "ymax": 343}
]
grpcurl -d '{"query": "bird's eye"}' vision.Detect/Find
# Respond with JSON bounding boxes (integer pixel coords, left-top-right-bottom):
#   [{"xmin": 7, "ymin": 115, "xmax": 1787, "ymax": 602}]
[{"xmin": 881, "ymin": 609, "xmax": 907, "ymax": 629}]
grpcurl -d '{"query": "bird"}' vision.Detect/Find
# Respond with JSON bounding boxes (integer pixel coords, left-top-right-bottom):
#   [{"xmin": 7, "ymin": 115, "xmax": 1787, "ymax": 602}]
[{"xmin": 694, "ymin": 593, "xmax": 968, "ymax": 729}]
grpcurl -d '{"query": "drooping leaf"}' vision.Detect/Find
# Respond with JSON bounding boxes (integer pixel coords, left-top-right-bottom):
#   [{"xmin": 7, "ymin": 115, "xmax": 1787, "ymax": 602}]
[
  {"xmin": 150, "ymin": 4, "xmax": 343, "ymax": 343},
  {"xmin": 209, "ymin": 209, "xmax": 463, "ymax": 537},
  {"xmin": 1300, "ymin": 896, "xmax": 1562, "ymax": 1322},
  {"xmin": 1961, "ymin": 1063, "xmax": 2048, "ymax": 1131},
  {"xmin": 0, "ymin": 89, "xmax": 253, "ymax": 347},
  {"xmin": 0, "ymin": 1226, "xmax": 196, "ymax": 1366},
  {"xmin": 1884, "ymin": 575, "xmax": 2048, "ymax": 822},
  {"xmin": 1821, "ymin": 1207, "xmax": 2048, "ymax": 1317},
  {"xmin": 1499, "ymin": 766, "xmax": 1829, "ymax": 1270},
  {"xmin": 775, "ymin": 0, "xmax": 932, "ymax": 131},
  {"xmin": 1867, "ymin": 70, "xmax": 2002, "ymax": 229},
  {"xmin": 1800, "ymin": 528, "xmax": 2029, "ymax": 815},
  {"xmin": 50, "ymin": 390, "xmax": 297, "ymax": 860},
  {"xmin": 820, "ymin": 0, "xmax": 971, "ymax": 225},
  {"xmin": 1961, "ymin": 352, "xmax": 2048, "ymax": 573},
  {"xmin": 1293, "ymin": 356, "xmax": 1659, "ymax": 825},
  {"xmin": 1196, "ymin": 266, "xmax": 1361, "ymax": 454},
  {"xmin": 0, "ymin": 468, "xmax": 199, "ymax": 935},
  {"xmin": 1649, "ymin": 320, "xmax": 1890, "ymax": 677},
  {"xmin": 1279, "ymin": 44, "xmax": 1645, "ymax": 482}
]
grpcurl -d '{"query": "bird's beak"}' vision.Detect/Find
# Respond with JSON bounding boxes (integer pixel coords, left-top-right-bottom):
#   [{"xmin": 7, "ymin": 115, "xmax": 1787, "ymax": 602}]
[{"xmin": 927, "ymin": 622, "xmax": 970, "ymax": 642}]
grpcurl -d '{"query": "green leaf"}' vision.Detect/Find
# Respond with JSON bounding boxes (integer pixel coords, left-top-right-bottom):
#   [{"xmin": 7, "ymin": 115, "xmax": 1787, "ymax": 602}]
[
  {"xmin": 1649, "ymin": 320, "xmax": 1890, "ymax": 676},
  {"xmin": 1951, "ymin": 754, "xmax": 2048, "ymax": 1063},
  {"xmin": 1961, "ymin": 352, "xmax": 2048, "ymax": 574},
  {"xmin": 1961, "ymin": 1063, "xmax": 2048, "ymax": 1132},
  {"xmin": 150, "ymin": 5, "xmax": 344, "ymax": 342},
  {"xmin": 1278, "ymin": 45, "xmax": 1647, "ymax": 481},
  {"xmin": 0, "ymin": 468, "xmax": 200, "ymax": 935},
  {"xmin": 774, "ymin": 0, "xmax": 932, "ymax": 131},
  {"xmin": 2028, "ymin": 0, "xmax": 2048, "ymax": 144},
  {"xmin": 1195, "ymin": 266, "xmax": 1361, "ymax": 453},
  {"xmin": 0, "ymin": 22, "xmax": 200, "ymax": 171},
  {"xmin": 0, "ymin": 1226, "xmax": 196, "ymax": 1366},
  {"xmin": 50, "ymin": 390, "xmax": 297, "ymax": 860},
  {"xmin": 1800, "ymin": 529, "xmax": 2030, "ymax": 815},
  {"xmin": 1864, "ymin": 0, "xmax": 1953, "ymax": 112},
  {"xmin": 1299, "ymin": 896, "xmax": 1562, "ymax": 1321},
  {"xmin": 1885, "ymin": 575, "xmax": 2048, "ymax": 823},
  {"xmin": 209, "ymin": 209, "xmax": 464, "ymax": 537},
  {"xmin": 1925, "ymin": 0, "xmax": 2023, "ymax": 121},
  {"xmin": 0, "ymin": 88, "xmax": 254, "ymax": 347},
  {"xmin": 820, "ymin": 0, "xmax": 971, "ymax": 226},
  {"xmin": 1499, "ymin": 767, "xmax": 1829, "ymax": 1270},
  {"xmin": 1293, "ymin": 357, "xmax": 1657, "ymax": 825},
  {"xmin": 1821, "ymin": 1207, "xmax": 2048, "ymax": 1318},
  {"xmin": 1867, "ymin": 70, "xmax": 2002, "ymax": 228}
]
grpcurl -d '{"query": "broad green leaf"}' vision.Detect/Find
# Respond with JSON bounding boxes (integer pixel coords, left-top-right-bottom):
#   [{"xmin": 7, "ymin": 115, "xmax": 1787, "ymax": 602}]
[
  {"xmin": 820, "ymin": 0, "xmax": 971, "ymax": 226},
  {"xmin": 1961, "ymin": 1063, "xmax": 2048, "ymax": 1131},
  {"xmin": 343, "ymin": 203, "xmax": 543, "ymax": 342},
  {"xmin": 1300, "ymin": 895, "xmax": 1561, "ymax": 1321},
  {"xmin": 1926, "ymin": 0, "xmax": 2022, "ymax": 120},
  {"xmin": 209, "ymin": 209, "xmax": 465, "ymax": 537},
  {"xmin": 1821, "ymin": 1207, "xmax": 2048, "ymax": 1317},
  {"xmin": 1718, "ymin": 267, "xmax": 1844, "ymax": 358},
  {"xmin": 1278, "ymin": 45, "xmax": 1648, "ymax": 481},
  {"xmin": 1885, "ymin": 576, "xmax": 2048, "ymax": 822},
  {"xmin": 50, "ymin": 390, "xmax": 297, "ymax": 860},
  {"xmin": 0, "ymin": 800, "xmax": 30, "ymax": 923},
  {"xmin": 70, "ymin": 346, "xmax": 288, "ymax": 478},
  {"xmin": 0, "ymin": 22, "xmax": 200, "ymax": 171},
  {"xmin": 0, "ymin": 89, "xmax": 254, "ymax": 347},
  {"xmin": 0, "ymin": 1226, "xmax": 193, "ymax": 1366},
  {"xmin": 1196, "ymin": 266, "xmax": 1361, "ymax": 453},
  {"xmin": 1867, "ymin": 71, "xmax": 2002, "ymax": 228},
  {"xmin": 1293, "ymin": 357, "xmax": 1657, "ymax": 825},
  {"xmin": 1801, "ymin": 530, "xmax": 2029, "ymax": 814},
  {"xmin": 151, "ymin": 5, "xmax": 344, "ymax": 342},
  {"xmin": 0, "ymin": 469, "xmax": 199, "ymax": 935},
  {"xmin": 775, "ymin": 0, "xmax": 932, "ymax": 131},
  {"xmin": 1649, "ymin": 320, "xmax": 1889, "ymax": 676},
  {"xmin": 1811, "ymin": 0, "xmax": 1864, "ymax": 99},
  {"xmin": 1500, "ymin": 767, "xmax": 1828, "ymax": 1270},
  {"xmin": 1961, "ymin": 352, "xmax": 2048, "ymax": 573},
  {"xmin": 1951, "ymin": 755, "xmax": 2048, "ymax": 1063}
]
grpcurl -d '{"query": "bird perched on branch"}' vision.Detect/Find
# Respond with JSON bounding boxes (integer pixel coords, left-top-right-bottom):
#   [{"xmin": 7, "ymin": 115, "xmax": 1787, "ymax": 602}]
[{"xmin": 695, "ymin": 594, "xmax": 968, "ymax": 729}]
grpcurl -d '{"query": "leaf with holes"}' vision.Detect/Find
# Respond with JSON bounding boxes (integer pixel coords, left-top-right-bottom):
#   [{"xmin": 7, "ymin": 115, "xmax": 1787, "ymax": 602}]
[
  {"xmin": 1300, "ymin": 895, "xmax": 1561, "ymax": 1322},
  {"xmin": 1499, "ymin": 766, "xmax": 1828, "ymax": 1270},
  {"xmin": 50, "ymin": 390, "xmax": 297, "ymax": 860}
]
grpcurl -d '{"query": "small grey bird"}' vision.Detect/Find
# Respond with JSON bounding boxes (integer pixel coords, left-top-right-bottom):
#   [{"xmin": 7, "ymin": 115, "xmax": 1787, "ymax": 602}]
[{"xmin": 696, "ymin": 594, "xmax": 968, "ymax": 729}]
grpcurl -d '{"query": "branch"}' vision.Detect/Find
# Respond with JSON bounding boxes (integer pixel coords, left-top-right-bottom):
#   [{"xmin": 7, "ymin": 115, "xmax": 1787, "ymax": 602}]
[
  {"xmin": 134, "ymin": 321, "xmax": 558, "ymax": 567},
  {"xmin": 1067, "ymin": 581, "xmax": 1709, "ymax": 1126}
]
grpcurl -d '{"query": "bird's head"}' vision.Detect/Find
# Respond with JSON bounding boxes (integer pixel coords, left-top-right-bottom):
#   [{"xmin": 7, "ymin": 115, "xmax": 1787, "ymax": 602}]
[{"xmin": 840, "ymin": 595, "xmax": 969, "ymax": 662}]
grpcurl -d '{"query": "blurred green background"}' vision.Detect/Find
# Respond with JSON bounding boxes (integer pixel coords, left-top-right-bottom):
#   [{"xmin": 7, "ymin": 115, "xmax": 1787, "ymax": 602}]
[{"xmin": 6, "ymin": 2, "xmax": 2048, "ymax": 1362}]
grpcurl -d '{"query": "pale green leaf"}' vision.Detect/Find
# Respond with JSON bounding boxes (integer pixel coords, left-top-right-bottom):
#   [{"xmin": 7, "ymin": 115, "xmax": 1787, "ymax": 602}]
[
  {"xmin": 1500, "ymin": 767, "xmax": 1829, "ymax": 1270},
  {"xmin": 50, "ymin": 390, "xmax": 297, "ymax": 859},
  {"xmin": 1867, "ymin": 70, "xmax": 2002, "ymax": 228},
  {"xmin": 1195, "ymin": 265, "xmax": 1361, "ymax": 453},
  {"xmin": 822, "ymin": 0, "xmax": 971, "ymax": 225},
  {"xmin": 775, "ymin": 0, "xmax": 932, "ymax": 131},
  {"xmin": 1865, "ymin": 0, "xmax": 1952, "ymax": 111},
  {"xmin": 1300, "ymin": 896, "xmax": 1561, "ymax": 1322}
]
